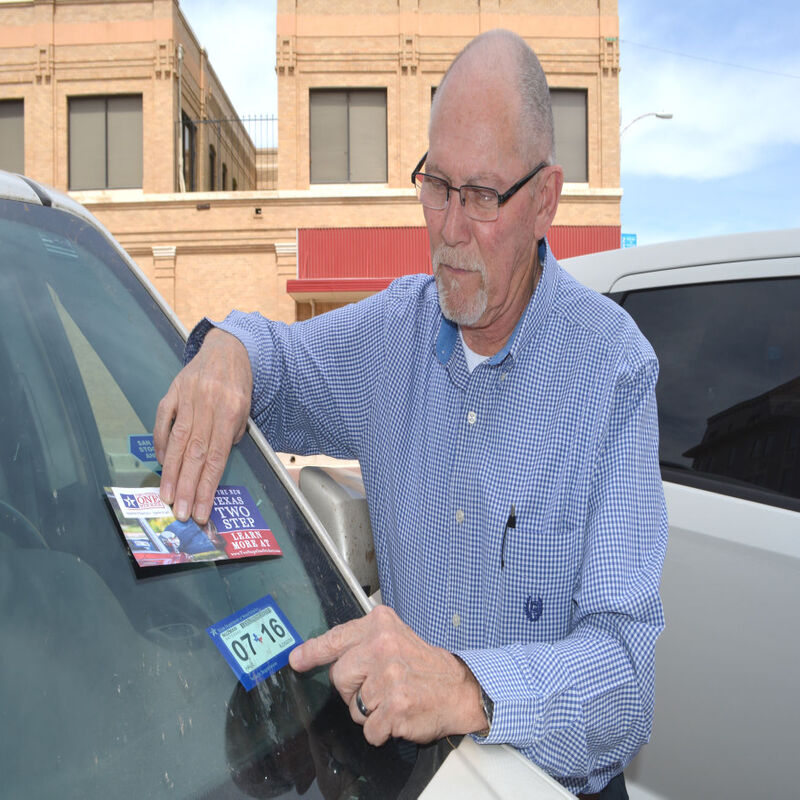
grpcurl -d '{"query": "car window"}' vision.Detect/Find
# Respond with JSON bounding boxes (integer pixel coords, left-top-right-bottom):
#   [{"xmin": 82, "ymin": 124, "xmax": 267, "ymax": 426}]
[
  {"xmin": 0, "ymin": 198, "xmax": 420, "ymax": 799},
  {"xmin": 620, "ymin": 276, "xmax": 800, "ymax": 505}
]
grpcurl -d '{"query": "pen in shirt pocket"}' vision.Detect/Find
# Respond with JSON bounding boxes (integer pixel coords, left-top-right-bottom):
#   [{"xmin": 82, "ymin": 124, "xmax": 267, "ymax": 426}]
[{"xmin": 500, "ymin": 504, "xmax": 516, "ymax": 570}]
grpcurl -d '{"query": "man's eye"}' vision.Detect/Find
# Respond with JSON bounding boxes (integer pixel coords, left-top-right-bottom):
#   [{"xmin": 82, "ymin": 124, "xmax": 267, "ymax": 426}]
[{"xmin": 471, "ymin": 189, "xmax": 497, "ymax": 206}]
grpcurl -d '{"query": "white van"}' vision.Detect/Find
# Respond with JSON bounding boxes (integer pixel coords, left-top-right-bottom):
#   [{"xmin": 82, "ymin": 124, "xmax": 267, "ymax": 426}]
[{"xmin": 563, "ymin": 231, "xmax": 800, "ymax": 800}]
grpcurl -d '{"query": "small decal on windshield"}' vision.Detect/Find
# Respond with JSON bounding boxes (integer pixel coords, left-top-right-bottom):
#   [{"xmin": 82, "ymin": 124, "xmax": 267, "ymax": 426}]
[
  {"xmin": 105, "ymin": 484, "xmax": 283, "ymax": 569},
  {"xmin": 39, "ymin": 232, "xmax": 78, "ymax": 259},
  {"xmin": 207, "ymin": 595, "xmax": 302, "ymax": 689},
  {"xmin": 128, "ymin": 434, "xmax": 162, "ymax": 475}
]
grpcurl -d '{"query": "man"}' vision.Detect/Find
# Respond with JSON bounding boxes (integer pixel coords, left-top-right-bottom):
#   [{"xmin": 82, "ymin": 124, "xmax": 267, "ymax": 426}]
[
  {"xmin": 162, "ymin": 517, "xmax": 220, "ymax": 557},
  {"xmin": 154, "ymin": 30, "xmax": 667, "ymax": 797}
]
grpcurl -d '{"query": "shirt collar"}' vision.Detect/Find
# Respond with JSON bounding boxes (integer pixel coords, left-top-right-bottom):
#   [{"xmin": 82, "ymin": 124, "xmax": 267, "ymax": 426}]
[{"xmin": 435, "ymin": 238, "xmax": 557, "ymax": 366}]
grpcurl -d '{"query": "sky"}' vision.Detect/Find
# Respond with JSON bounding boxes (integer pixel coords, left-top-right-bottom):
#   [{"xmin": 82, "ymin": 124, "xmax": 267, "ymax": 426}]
[
  {"xmin": 179, "ymin": 0, "xmax": 800, "ymax": 246},
  {"xmin": 618, "ymin": 0, "xmax": 800, "ymax": 243}
]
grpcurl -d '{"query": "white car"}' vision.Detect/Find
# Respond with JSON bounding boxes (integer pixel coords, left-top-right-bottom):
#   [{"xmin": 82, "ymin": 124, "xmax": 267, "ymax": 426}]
[
  {"xmin": 563, "ymin": 231, "xmax": 800, "ymax": 800},
  {"xmin": 306, "ymin": 229, "xmax": 800, "ymax": 800},
  {"xmin": 0, "ymin": 170, "xmax": 570, "ymax": 800}
]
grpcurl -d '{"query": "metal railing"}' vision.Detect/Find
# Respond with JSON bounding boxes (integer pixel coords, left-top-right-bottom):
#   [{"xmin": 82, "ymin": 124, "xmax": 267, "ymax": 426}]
[{"xmin": 178, "ymin": 115, "xmax": 278, "ymax": 192}]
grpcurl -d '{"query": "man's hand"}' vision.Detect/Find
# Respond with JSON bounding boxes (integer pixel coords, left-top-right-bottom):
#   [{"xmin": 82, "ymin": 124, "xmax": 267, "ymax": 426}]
[
  {"xmin": 154, "ymin": 328, "xmax": 252, "ymax": 524},
  {"xmin": 289, "ymin": 605, "xmax": 487, "ymax": 745}
]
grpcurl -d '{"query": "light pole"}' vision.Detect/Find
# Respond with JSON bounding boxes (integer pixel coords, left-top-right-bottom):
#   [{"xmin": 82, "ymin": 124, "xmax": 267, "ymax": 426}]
[
  {"xmin": 619, "ymin": 111, "xmax": 672, "ymax": 248},
  {"xmin": 620, "ymin": 111, "xmax": 673, "ymax": 137}
]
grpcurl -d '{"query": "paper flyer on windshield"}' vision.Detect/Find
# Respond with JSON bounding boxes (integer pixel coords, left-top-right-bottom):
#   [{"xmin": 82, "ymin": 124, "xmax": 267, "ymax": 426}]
[{"xmin": 105, "ymin": 485, "xmax": 282, "ymax": 568}]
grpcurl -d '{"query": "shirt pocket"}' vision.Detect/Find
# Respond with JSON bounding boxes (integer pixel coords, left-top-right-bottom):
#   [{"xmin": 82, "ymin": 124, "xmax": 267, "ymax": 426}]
[{"xmin": 497, "ymin": 522, "xmax": 580, "ymax": 644}]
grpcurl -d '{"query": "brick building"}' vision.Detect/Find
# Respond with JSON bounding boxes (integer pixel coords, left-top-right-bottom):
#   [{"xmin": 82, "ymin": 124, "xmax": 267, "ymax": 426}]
[{"xmin": 0, "ymin": 0, "xmax": 621, "ymax": 329}]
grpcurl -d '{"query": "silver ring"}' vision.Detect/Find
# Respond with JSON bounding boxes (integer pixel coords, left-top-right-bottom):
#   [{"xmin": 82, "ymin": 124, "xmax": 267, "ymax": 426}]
[{"xmin": 355, "ymin": 686, "xmax": 371, "ymax": 717}]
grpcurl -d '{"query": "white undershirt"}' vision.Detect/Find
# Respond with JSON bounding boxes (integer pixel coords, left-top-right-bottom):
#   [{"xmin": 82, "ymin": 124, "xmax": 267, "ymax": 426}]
[{"xmin": 459, "ymin": 327, "xmax": 490, "ymax": 373}]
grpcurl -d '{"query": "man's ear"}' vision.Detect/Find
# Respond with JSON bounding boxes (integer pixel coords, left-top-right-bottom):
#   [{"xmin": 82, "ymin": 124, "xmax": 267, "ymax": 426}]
[{"xmin": 533, "ymin": 165, "xmax": 564, "ymax": 241}]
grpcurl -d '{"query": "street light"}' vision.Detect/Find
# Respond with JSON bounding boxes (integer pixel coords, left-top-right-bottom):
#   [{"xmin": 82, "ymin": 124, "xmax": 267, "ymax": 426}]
[{"xmin": 620, "ymin": 111, "xmax": 673, "ymax": 137}]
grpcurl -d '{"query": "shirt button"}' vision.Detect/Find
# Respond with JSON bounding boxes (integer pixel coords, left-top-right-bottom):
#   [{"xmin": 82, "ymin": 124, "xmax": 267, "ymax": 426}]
[
  {"xmin": 452, "ymin": 613, "xmax": 461, "ymax": 628},
  {"xmin": 455, "ymin": 509, "xmax": 465, "ymax": 524},
  {"xmin": 467, "ymin": 410, "xmax": 477, "ymax": 425}
]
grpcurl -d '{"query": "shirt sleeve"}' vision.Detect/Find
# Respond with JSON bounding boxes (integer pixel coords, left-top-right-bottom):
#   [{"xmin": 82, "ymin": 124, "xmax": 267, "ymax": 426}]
[
  {"xmin": 183, "ymin": 287, "xmax": 400, "ymax": 460},
  {"xmin": 455, "ymin": 353, "xmax": 668, "ymax": 795}
]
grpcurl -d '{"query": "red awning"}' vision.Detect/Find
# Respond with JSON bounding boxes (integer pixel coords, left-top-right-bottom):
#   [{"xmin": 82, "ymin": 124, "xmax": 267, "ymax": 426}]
[
  {"xmin": 287, "ymin": 225, "xmax": 620, "ymax": 299},
  {"xmin": 549, "ymin": 225, "xmax": 621, "ymax": 259}
]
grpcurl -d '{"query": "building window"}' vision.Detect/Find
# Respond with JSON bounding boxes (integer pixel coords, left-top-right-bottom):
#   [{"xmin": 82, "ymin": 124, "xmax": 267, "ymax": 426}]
[
  {"xmin": 181, "ymin": 112, "xmax": 196, "ymax": 191},
  {"xmin": 68, "ymin": 96, "xmax": 142, "ymax": 190},
  {"xmin": 550, "ymin": 89, "xmax": 587, "ymax": 183},
  {"xmin": 0, "ymin": 100, "xmax": 24, "ymax": 174},
  {"xmin": 208, "ymin": 144, "xmax": 216, "ymax": 191},
  {"xmin": 309, "ymin": 89, "xmax": 387, "ymax": 183},
  {"xmin": 222, "ymin": 162, "xmax": 228, "ymax": 191}
]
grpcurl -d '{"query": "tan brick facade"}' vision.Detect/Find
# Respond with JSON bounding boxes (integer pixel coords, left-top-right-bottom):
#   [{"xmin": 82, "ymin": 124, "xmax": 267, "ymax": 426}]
[
  {"xmin": 277, "ymin": 0, "xmax": 620, "ymax": 191},
  {"xmin": 0, "ymin": 0, "xmax": 247, "ymax": 194},
  {"xmin": 0, "ymin": 0, "xmax": 620, "ymax": 331}
]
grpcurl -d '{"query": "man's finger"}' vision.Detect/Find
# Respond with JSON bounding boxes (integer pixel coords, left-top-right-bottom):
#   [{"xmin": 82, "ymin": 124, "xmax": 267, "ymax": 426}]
[
  {"xmin": 192, "ymin": 427, "xmax": 236, "ymax": 523},
  {"xmin": 289, "ymin": 618, "xmax": 366, "ymax": 672},
  {"xmin": 170, "ymin": 399, "xmax": 214, "ymax": 521},
  {"xmin": 155, "ymin": 387, "xmax": 181, "ymax": 504},
  {"xmin": 327, "ymin": 645, "xmax": 371, "ymax": 701},
  {"xmin": 156, "ymin": 328, "xmax": 252, "ymax": 519},
  {"xmin": 362, "ymin": 713, "xmax": 392, "ymax": 747},
  {"xmin": 348, "ymin": 683, "xmax": 387, "ymax": 740},
  {"xmin": 159, "ymin": 398, "xmax": 197, "ymax": 512},
  {"xmin": 154, "ymin": 388, "xmax": 177, "ymax": 467}
]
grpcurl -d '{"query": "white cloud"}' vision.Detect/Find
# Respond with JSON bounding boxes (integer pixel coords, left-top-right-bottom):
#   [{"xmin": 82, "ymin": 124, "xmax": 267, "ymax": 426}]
[{"xmin": 620, "ymin": 34, "xmax": 800, "ymax": 180}]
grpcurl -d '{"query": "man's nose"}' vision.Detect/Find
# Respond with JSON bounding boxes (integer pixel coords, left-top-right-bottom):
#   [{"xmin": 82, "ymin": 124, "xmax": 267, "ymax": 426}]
[{"xmin": 440, "ymin": 190, "xmax": 471, "ymax": 247}]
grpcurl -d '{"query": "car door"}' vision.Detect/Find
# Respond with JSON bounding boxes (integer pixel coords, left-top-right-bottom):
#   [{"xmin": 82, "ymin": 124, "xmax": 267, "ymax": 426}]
[
  {"xmin": 607, "ymin": 258, "xmax": 800, "ymax": 799},
  {"xmin": 1, "ymin": 185, "xmax": 576, "ymax": 800}
]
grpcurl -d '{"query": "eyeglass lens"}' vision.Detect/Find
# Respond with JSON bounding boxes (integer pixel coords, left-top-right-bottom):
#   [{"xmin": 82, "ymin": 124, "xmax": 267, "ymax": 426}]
[{"xmin": 415, "ymin": 175, "xmax": 499, "ymax": 221}]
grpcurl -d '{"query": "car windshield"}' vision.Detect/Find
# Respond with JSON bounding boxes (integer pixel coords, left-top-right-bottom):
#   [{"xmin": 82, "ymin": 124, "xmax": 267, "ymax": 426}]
[{"xmin": 0, "ymin": 198, "xmax": 420, "ymax": 799}]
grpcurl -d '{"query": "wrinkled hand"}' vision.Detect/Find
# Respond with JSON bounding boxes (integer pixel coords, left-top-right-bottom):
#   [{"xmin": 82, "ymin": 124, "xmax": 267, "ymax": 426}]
[
  {"xmin": 154, "ymin": 328, "xmax": 252, "ymax": 524},
  {"xmin": 289, "ymin": 605, "xmax": 486, "ymax": 745}
]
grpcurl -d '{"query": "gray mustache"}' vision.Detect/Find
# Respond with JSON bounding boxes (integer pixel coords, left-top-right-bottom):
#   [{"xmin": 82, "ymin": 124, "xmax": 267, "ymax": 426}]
[{"xmin": 432, "ymin": 245, "xmax": 485, "ymax": 275}]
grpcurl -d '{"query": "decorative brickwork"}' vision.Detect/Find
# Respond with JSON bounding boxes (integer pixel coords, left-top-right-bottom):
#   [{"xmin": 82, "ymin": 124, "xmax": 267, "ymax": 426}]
[
  {"xmin": 0, "ymin": 0, "xmax": 621, "ymax": 329},
  {"xmin": 277, "ymin": 36, "xmax": 296, "ymax": 75},
  {"xmin": 154, "ymin": 39, "xmax": 174, "ymax": 80},
  {"xmin": 399, "ymin": 34, "xmax": 418, "ymax": 74},
  {"xmin": 601, "ymin": 35, "xmax": 619, "ymax": 76},
  {"xmin": 35, "ymin": 45, "xmax": 53, "ymax": 85}
]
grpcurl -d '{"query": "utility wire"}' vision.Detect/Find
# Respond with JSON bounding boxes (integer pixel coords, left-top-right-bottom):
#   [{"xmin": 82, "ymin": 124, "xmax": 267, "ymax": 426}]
[{"xmin": 621, "ymin": 39, "xmax": 800, "ymax": 80}]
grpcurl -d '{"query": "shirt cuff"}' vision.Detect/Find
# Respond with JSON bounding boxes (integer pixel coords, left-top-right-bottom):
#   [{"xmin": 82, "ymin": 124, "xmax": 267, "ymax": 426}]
[{"xmin": 454, "ymin": 643, "xmax": 565, "ymax": 747}]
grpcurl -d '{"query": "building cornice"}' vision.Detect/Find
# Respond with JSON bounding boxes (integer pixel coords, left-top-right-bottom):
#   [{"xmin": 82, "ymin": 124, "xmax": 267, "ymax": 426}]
[
  {"xmin": 72, "ymin": 187, "xmax": 420, "ymax": 211},
  {"xmin": 72, "ymin": 184, "xmax": 620, "ymax": 211},
  {"xmin": 561, "ymin": 185, "xmax": 623, "ymax": 200}
]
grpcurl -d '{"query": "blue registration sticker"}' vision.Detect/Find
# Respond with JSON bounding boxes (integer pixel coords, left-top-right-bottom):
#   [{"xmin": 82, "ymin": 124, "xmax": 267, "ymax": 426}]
[{"xmin": 207, "ymin": 595, "xmax": 302, "ymax": 690}]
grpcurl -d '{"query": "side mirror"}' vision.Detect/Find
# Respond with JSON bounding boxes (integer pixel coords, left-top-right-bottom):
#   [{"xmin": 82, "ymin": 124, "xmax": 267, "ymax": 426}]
[{"xmin": 298, "ymin": 466, "xmax": 378, "ymax": 597}]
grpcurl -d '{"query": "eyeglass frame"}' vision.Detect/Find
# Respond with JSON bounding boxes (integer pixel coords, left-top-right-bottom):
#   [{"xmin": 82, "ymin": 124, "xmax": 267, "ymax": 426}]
[{"xmin": 410, "ymin": 151, "xmax": 548, "ymax": 221}]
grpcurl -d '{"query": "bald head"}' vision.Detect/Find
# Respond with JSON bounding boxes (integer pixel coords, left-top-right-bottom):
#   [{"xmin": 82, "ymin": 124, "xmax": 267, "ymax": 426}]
[{"xmin": 431, "ymin": 29, "xmax": 555, "ymax": 166}]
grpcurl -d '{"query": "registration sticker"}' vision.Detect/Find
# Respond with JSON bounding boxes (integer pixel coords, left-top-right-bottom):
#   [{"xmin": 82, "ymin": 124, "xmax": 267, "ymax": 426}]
[{"xmin": 207, "ymin": 595, "xmax": 302, "ymax": 690}]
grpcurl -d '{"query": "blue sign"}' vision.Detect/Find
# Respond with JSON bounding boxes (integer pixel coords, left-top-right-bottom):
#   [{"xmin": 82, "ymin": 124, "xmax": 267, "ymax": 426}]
[
  {"xmin": 207, "ymin": 595, "xmax": 302, "ymax": 690},
  {"xmin": 128, "ymin": 434, "xmax": 161, "ymax": 475},
  {"xmin": 621, "ymin": 233, "xmax": 638, "ymax": 249}
]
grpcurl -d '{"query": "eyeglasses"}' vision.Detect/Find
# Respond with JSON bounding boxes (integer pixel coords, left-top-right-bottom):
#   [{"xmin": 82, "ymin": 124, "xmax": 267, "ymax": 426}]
[{"xmin": 411, "ymin": 152, "xmax": 547, "ymax": 222}]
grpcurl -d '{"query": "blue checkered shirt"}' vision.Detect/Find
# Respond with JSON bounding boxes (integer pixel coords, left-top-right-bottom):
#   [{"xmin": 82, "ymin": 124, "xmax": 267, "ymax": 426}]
[{"xmin": 187, "ymin": 240, "xmax": 668, "ymax": 795}]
